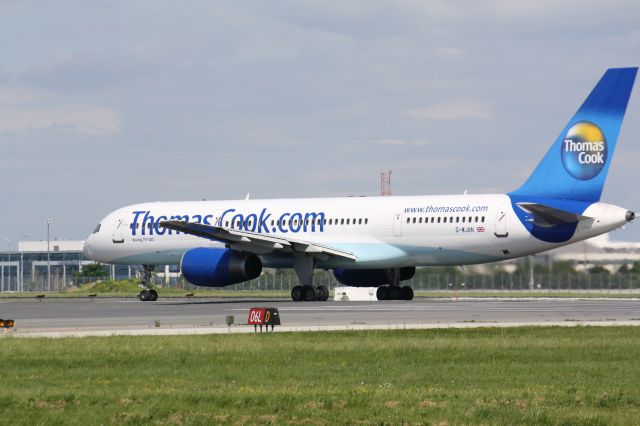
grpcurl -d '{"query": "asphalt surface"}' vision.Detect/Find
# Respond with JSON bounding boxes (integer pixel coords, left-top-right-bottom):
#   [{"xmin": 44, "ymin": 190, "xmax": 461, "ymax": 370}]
[{"xmin": 1, "ymin": 297, "xmax": 639, "ymax": 335}]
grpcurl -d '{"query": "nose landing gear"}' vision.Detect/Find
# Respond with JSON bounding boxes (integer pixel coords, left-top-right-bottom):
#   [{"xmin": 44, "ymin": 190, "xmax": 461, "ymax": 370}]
[{"xmin": 138, "ymin": 265, "xmax": 158, "ymax": 302}]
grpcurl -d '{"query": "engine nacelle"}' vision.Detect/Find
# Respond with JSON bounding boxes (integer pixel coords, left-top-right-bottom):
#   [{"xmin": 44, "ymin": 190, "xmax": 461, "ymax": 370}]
[
  {"xmin": 181, "ymin": 248, "xmax": 262, "ymax": 287},
  {"xmin": 333, "ymin": 267, "xmax": 415, "ymax": 287}
]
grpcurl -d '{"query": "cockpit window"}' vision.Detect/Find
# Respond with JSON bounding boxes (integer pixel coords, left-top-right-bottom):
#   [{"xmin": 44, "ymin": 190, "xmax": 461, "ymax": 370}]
[{"xmin": 93, "ymin": 224, "xmax": 101, "ymax": 233}]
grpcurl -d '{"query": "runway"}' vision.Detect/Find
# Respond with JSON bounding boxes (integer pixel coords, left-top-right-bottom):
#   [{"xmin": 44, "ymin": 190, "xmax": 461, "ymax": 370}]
[{"xmin": 1, "ymin": 297, "xmax": 639, "ymax": 337}]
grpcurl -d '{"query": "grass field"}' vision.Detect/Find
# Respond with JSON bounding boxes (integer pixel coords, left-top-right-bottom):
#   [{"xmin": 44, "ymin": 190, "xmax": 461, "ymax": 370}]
[{"xmin": 1, "ymin": 327, "xmax": 639, "ymax": 425}]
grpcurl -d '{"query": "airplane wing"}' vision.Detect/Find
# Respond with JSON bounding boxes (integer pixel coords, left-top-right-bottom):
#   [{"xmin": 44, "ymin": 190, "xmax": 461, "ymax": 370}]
[
  {"xmin": 159, "ymin": 220, "xmax": 358, "ymax": 261},
  {"xmin": 516, "ymin": 202, "xmax": 593, "ymax": 227}
]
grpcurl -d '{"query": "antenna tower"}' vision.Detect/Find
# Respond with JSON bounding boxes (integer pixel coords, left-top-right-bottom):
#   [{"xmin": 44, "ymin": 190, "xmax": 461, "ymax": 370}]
[{"xmin": 381, "ymin": 170, "xmax": 392, "ymax": 196}]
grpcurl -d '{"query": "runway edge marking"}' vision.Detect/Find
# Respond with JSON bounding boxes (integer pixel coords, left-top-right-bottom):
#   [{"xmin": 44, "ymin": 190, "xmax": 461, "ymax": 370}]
[{"xmin": 4, "ymin": 320, "xmax": 640, "ymax": 339}]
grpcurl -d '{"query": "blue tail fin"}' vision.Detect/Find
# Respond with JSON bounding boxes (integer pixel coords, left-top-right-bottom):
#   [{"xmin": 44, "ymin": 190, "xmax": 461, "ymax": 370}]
[{"xmin": 510, "ymin": 67, "xmax": 637, "ymax": 202}]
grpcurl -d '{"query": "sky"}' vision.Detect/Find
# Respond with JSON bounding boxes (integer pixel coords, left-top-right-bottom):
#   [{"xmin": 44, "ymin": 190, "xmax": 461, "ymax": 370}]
[{"xmin": 1, "ymin": 0, "xmax": 640, "ymax": 248}]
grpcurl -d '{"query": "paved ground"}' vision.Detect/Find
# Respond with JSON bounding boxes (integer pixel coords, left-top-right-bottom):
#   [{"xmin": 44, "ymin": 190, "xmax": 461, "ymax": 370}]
[{"xmin": 1, "ymin": 297, "xmax": 639, "ymax": 337}]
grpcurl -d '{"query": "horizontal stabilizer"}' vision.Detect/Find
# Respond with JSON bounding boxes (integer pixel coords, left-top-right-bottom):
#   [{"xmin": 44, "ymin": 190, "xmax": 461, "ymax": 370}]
[{"xmin": 516, "ymin": 202, "xmax": 592, "ymax": 228}]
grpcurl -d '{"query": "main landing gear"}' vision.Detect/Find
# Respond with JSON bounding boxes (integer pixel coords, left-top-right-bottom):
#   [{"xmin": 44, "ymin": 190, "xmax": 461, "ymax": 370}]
[
  {"xmin": 290, "ymin": 256, "xmax": 329, "ymax": 302},
  {"xmin": 138, "ymin": 265, "xmax": 158, "ymax": 302},
  {"xmin": 291, "ymin": 284, "xmax": 330, "ymax": 302},
  {"xmin": 376, "ymin": 268, "xmax": 414, "ymax": 300},
  {"xmin": 376, "ymin": 285, "xmax": 413, "ymax": 301}
]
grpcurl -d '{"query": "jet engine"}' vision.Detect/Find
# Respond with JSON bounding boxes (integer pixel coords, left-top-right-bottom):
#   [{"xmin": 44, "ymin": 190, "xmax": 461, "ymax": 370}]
[{"xmin": 181, "ymin": 247, "xmax": 262, "ymax": 287}]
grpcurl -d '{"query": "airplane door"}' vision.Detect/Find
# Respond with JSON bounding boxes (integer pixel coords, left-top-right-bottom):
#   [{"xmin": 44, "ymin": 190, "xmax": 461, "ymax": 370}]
[
  {"xmin": 112, "ymin": 216, "xmax": 127, "ymax": 244},
  {"xmin": 393, "ymin": 213, "xmax": 403, "ymax": 237},
  {"xmin": 494, "ymin": 204, "xmax": 509, "ymax": 238}
]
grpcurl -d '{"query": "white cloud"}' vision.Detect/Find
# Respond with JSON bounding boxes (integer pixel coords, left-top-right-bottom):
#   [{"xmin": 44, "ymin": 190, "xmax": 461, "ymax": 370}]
[
  {"xmin": 404, "ymin": 99, "xmax": 496, "ymax": 120},
  {"xmin": 369, "ymin": 138, "xmax": 430, "ymax": 146},
  {"xmin": 0, "ymin": 106, "xmax": 121, "ymax": 135},
  {"xmin": 434, "ymin": 46, "xmax": 465, "ymax": 60},
  {"xmin": 0, "ymin": 86, "xmax": 46, "ymax": 104}
]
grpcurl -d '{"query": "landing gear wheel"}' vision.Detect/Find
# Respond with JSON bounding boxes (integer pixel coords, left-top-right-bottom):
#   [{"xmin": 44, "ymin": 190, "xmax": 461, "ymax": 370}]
[
  {"xmin": 316, "ymin": 285, "xmax": 329, "ymax": 301},
  {"xmin": 139, "ymin": 290, "xmax": 150, "ymax": 301},
  {"xmin": 291, "ymin": 285, "xmax": 304, "ymax": 302},
  {"xmin": 149, "ymin": 289, "xmax": 158, "ymax": 301},
  {"xmin": 401, "ymin": 286, "xmax": 414, "ymax": 301},
  {"xmin": 303, "ymin": 285, "xmax": 317, "ymax": 301},
  {"xmin": 389, "ymin": 286, "xmax": 401, "ymax": 300},
  {"xmin": 376, "ymin": 286, "xmax": 389, "ymax": 301}
]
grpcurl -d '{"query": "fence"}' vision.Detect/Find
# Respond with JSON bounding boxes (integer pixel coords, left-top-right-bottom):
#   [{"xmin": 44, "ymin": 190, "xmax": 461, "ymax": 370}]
[{"xmin": 11, "ymin": 270, "xmax": 640, "ymax": 293}]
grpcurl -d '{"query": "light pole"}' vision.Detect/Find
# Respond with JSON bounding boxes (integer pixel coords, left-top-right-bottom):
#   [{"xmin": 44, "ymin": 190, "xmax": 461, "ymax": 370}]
[
  {"xmin": 47, "ymin": 219, "xmax": 53, "ymax": 292},
  {"xmin": 1, "ymin": 236, "xmax": 8, "ymax": 292},
  {"xmin": 19, "ymin": 234, "xmax": 32, "ymax": 292}
]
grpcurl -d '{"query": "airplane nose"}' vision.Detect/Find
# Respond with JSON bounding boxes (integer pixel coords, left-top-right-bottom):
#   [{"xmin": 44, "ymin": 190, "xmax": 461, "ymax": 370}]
[
  {"xmin": 626, "ymin": 211, "xmax": 635, "ymax": 222},
  {"xmin": 83, "ymin": 237, "xmax": 94, "ymax": 259}
]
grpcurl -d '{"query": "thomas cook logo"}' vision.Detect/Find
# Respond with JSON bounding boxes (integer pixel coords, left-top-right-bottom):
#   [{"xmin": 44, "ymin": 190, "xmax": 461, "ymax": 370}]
[{"xmin": 560, "ymin": 121, "xmax": 607, "ymax": 180}]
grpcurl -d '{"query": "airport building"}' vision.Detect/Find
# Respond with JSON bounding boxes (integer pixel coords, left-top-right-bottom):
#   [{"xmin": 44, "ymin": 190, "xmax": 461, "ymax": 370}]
[{"xmin": 0, "ymin": 240, "xmax": 134, "ymax": 292}]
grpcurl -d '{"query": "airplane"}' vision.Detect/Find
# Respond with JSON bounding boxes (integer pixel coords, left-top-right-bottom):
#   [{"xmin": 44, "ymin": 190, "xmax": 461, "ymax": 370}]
[{"xmin": 84, "ymin": 67, "xmax": 637, "ymax": 302}]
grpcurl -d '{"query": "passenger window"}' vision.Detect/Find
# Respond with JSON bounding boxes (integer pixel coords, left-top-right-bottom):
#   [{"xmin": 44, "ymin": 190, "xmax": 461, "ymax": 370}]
[
  {"xmin": 438, "ymin": 217, "xmax": 442, "ymax": 223},
  {"xmin": 412, "ymin": 217, "xmax": 416, "ymax": 224},
  {"xmin": 456, "ymin": 217, "xmax": 459, "ymax": 223},
  {"xmin": 358, "ymin": 218, "xmax": 362, "ymax": 225},
  {"xmin": 482, "ymin": 216, "xmax": 485, "ymax": 222},
  {"xmin": 347, "ymin": 219, "xmax": 350, "ymax": 225},
  {"xmin": 365, "ymin": 218, "xmax": 369, "ymax": 224},
  {"xmin": 462, "ymin": 217, "xmax": 465, "ymax": 223},
  {"xmin": 341, "ymin": 219, "xmax": 344, "ymax": 225},
  {"xmin": 406, "ymin": 217, "xmax": 410, "ymax": 223}
]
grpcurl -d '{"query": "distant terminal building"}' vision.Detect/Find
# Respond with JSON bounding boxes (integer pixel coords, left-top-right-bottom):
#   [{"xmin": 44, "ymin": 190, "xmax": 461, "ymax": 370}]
[
  {"xmin": 471, "ymin": 234, "xmax": 640, "ymax": 274},
  {"xmin": 0, "ymin": 240, "xmax": 134, "ymax": 292},
  {"xmin": 545, "ymin": 234, "xmax": 640, "ymax": 272}
]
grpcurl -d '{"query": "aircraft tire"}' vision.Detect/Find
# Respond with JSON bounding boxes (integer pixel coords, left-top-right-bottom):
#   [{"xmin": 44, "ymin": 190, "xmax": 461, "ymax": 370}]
[
  {"xmin": 303, "ymin": 285, "xmax": 317, "ymax": 302},
  {"xmin": 291, "ymin": 285, "xmax": 304, "ymax": 302},
  {"xmin": 402, "ymin": 286, "xmax": 414, "ymax": 301},
  {"xmin": 149, "ymin": 289, "xmax": 158, "ymax": 301},
  {"xmin": 389, "ymin": 286, "xmax": 401, "ymax": 300},
  {"xmin": 139, "ymin": 290, "xmax": 149, "ymax": 301},
  {"xmin": 376, "ymin": 286, "xmax": 389, "ymax": 301},
  {"xmin": 317, "ymin": 285, "xmax": 329, "ymax": 301}
]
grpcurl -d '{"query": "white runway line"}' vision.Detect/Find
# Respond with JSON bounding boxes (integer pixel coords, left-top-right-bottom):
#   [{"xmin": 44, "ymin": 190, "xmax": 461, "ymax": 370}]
[{"xmin": 4, "ymin": 320, "xmax": 640, "ymax": 339}]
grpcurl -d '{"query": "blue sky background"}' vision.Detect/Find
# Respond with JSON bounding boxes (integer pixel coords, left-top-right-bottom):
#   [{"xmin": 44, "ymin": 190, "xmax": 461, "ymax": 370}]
[{"xmin": 1, "ymin": 1, "xmax": 640, "ymax": 247}]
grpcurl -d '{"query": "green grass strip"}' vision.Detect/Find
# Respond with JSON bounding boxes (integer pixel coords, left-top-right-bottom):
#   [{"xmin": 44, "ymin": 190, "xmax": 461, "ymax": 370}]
[{"xmin": 0, "ymin": 327, "xmax": 639, "ymax": 425}]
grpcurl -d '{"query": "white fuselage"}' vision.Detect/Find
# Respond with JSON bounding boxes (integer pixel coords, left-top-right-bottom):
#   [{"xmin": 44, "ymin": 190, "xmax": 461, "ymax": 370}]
[{"xmin": 83, "ymin": 194, "xmax": 629, "ymax": 269}]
